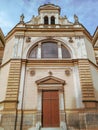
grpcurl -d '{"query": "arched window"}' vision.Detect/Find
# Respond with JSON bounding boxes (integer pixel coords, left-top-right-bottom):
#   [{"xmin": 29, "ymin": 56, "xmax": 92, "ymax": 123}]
[
  {"xmin": 61, "ymin": 45, "xmax": 71, "ymax": 58},
  {"xmin": 44, "ymin": 16, "xmax": 48, "ymax": 24},
  {"xmin": 51, "ymin": 16, "xmax": 55, "ymax": 24},
  {"xmin": 29, "ymin": 45, "xmax": 38, "ymax": 58},
  {"xmin": 28, "ymin": 42, "xmax": 71, "ymax": 59},
  {"xmin": 41, "ymin": 42, "xmax": 58, "ymax": 58}
]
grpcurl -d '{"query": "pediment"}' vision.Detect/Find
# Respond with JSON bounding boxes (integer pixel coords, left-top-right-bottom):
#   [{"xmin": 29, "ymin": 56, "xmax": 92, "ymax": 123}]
[
  {"xmin": 36, "ymin": 76, "xmax": 65, "ymax": 85},
  {"xmin": 39, "ymin": 4, "xmax": 60, "ymax": 11}
]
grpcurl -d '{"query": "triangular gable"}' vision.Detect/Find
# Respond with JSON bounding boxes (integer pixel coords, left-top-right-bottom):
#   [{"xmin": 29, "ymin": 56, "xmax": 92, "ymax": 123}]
[
  {"xmin": 39, "ymin": 4, "xmax": 60, "ymax": 12},
  {"xmin": 36, "ymin": 76, "xmax": 65, "ymax": 85}
]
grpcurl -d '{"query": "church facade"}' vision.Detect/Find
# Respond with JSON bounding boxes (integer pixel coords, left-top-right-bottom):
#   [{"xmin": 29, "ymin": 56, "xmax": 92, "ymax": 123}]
[{"xmin": 0, "ymin": 3, "xmax": 98, "ymax": 130}]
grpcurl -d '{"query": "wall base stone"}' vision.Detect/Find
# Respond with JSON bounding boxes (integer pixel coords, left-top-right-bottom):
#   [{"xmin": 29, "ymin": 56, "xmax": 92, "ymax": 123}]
[{"xmin": 0, "ymin": 110, "xmax": 98, "ymax": 130}]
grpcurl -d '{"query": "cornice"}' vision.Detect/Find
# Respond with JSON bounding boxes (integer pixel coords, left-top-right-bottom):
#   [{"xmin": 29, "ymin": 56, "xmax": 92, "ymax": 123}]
[
  {"xmin": 0, "ymin": 59, "xmax": 22, "ymax": 68},
  {"xmin": 5, "ymin": 25, "xmax": 92, "ymax": 42},
  {"xmin": 92, "ymin": 26, "xmax": 98, "ymax": 46},
  {"xmin": 26, "ymin": 59, "xmax": 78, "ymax": 64},
  {"xmin": 5, "ymin": 26, "xmax": 26, "ymax": 41},
  {"xmin": 0, "ymin": 28, "xmax": 5, "ymax": 47},
  {"xmin": 88, "ymin": 59, "xmax": 98, "ymax": 70},
  {"xmin": 0, "ymin": 101, "xmax": 4, "ymax": 104},
  {"xmin": 1, "ymin": 59, "xmax": 97, "ymax": 69},
  {"xmin": 94, "ymin": 47, "xmax": 98, "ymax": 50},
  {"xmin": 0, "ymin": 59, "xmax": 11, "ymax": 68},
  {"xmin": 80, "ymin": 24, "xmax": 92, "ymax": 41}
]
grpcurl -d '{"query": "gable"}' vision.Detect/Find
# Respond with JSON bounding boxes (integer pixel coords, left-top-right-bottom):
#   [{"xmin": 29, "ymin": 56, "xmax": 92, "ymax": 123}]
[
  {"xmin": 38, "ymin": 4, "xmax": 60, "ymax": 12},
  {"xmin": 36, "ymin": 76, "xmax": 65, "ymax": 85}
]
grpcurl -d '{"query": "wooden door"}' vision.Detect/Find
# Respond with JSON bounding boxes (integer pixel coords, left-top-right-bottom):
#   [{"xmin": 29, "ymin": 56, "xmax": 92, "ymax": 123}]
[{"xmin": 42, "ymin": 90, "xmax": 60, "ymax": 127}]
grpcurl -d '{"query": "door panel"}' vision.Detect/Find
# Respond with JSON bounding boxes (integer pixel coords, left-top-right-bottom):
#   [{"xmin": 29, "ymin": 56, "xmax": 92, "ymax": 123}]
[
  {"xmin": 51, "ymin": 98, "xmax": 59, "ymax": 127},
  {"xmin": 42, "ymin": 90, "xmax": 59, "ymax": 127},
  {"xmin": 42, "ymin": 99, "xmax": 51, "ymax": 126}
]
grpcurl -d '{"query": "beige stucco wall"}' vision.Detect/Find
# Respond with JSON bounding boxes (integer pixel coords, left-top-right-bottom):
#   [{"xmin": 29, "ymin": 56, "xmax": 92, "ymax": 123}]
[
  {"xmin": 85, "ymin": 38, "xmax": 96, "ymax": 64},
  {"xmin": 90, "ymin": 64, "xmax": 98, "ymax": 101},
  {"xmin": 0, "ymin": 62, "xmax": 10, "ymax": 101},
  {"xmin": 22, "ymin": 64, "xmax": 82, "ymax": 110},
  {"xmin": 94, "ymin": 50, "xmax": 98, "ymax": 58},
  {"xmin": 2, "ymin": 37, "xmax": 14, "ymax": 64}
]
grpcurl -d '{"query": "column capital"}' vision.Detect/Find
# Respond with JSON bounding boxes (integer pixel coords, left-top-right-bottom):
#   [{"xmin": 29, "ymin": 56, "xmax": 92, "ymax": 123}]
[
  {"xmin": 58, "ymin": 42, "xmax": 61, "ymax": 47},
  {"xmin": 38, "ymin": 42, "xmax": 41, "ymax": 47}
]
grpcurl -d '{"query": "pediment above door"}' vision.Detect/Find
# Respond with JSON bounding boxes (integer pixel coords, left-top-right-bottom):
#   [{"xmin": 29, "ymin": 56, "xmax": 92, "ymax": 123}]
[{"xmin": 36, "ymin": 76, "xmax": 65, "ymax": 85}]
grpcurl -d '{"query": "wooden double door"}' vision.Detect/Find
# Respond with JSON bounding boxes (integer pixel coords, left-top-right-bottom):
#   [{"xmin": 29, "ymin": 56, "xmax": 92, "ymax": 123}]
[{"xmin": 42, "ymin": 90, "xmax": 60, "ymax": 127}]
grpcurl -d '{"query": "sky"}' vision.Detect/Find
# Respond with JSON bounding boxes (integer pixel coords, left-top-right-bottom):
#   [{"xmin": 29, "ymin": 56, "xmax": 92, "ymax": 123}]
[{"xmin": 0, "ymin": 0, "xmax": 98, "ymax": 36}]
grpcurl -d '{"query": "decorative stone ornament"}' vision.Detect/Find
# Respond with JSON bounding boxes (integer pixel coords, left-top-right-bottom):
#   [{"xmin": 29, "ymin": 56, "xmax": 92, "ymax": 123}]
[
  {"xmin": 65, "ymin": 68, "xmax": 71, "ymax": 76},
  {"xmin": 47, "ymin": 36, "xmax": 53, "ymax": 39},
  {"xmin": 26, "ymin": 37, "xmax": 31, "ymax": 42},
  {"xmin": 69, "ymin": 37, "xmax": 73, "ymax": 43},
  {"xmin": 30, "ymin": 70, "xmax": 35, "ymax": 76},
  {"xmin": 74, "ymin": 14, "xmax": 79, "ymax": 24},
  {"xmin": 20, "ymin": 14, "xmax": 24, "ymax": 23},
  {"xmin": 48, "ymin": 71, "xmax": 53, "ymax": 76}
]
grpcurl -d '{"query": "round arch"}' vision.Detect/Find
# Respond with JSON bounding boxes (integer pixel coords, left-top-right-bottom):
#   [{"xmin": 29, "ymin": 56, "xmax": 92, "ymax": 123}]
[
  {"xmin": 23, "ymin": 38, "xmax": 75, "ymax": 59},
  {"xmin": 51, "ymin": 16, "xmax": 55, "ymax": 24},
  {"xmin": 44, "ymin": 16, "xmax": 49, "ymax": 24},
  {"xmin": 26, "ymin": 38, "xmax": 73, "ymax": 59}
]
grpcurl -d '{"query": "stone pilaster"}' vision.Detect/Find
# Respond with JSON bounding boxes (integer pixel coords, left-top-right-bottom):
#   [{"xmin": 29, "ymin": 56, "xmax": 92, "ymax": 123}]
[
  {"xmin": 78, "ymin": 60, "xmax": 96, "ymax": 108},
  {"xmin": 4, "ymin": 60, "xmax": 21, "ymax": 110}
]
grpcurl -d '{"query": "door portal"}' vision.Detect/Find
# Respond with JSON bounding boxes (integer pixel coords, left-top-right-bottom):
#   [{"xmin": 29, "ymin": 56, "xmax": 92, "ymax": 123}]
[{"xmin": 42, "ymin": 90, "xmax": 60, "ymax": 127}]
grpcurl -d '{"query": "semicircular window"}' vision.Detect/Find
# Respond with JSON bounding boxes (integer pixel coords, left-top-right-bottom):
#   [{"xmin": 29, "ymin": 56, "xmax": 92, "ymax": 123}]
[
  {"xmin": 41, "ymin": 42, "xmax": 58, "ymax": 58},
  {"xmin": 29, "ymin": 45, "xmax": 38, "ymax": 58},
  {"xmin": 28, "ymin": 42, "xmax": 71, "ymax": 59},
  {"xmin": 61, "ymin": 45, "xmax": 71, "ymax": 58}
]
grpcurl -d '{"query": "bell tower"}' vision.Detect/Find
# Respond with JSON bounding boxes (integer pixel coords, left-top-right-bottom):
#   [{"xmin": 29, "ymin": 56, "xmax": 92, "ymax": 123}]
[{"xmin": 38, "ymin": 3, "xmax": 60, "ymax": 24}]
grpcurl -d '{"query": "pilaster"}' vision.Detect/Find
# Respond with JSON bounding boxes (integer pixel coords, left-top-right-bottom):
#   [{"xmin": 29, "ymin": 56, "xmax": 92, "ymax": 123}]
[
  {"xmin": 4, "ymin": 60, "xmax": 21, "ymax": 110},
  {"xmin": 13, "ymin": 35, "xmax": 24, "ymax": 59},
  {"xmin": 78, "ymin": 60, "xmax": 96, "ymax": 108}
]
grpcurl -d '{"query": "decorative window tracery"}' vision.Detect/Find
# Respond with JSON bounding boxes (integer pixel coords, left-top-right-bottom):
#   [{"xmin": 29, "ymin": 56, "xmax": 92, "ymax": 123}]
[
  {"xmin": 28, "ymin": 41, "xmax": 71, "ymax": 59},
  {"xmin": 42, "ymin": 42, "xmax": 58, "ymax": 58},
  {"xmin": 29, "ymin": 45, "xmax": 38, "ymax": 58},
  {"xmin": 61, "ymin": 45, "xmax": 71, "ymax": 58}
]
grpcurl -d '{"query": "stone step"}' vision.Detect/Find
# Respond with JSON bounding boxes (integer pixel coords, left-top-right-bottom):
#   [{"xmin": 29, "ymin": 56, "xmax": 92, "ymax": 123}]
[{"xmin": 41, "ymin": 128, "xmax": 62, "ymax": 130}]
